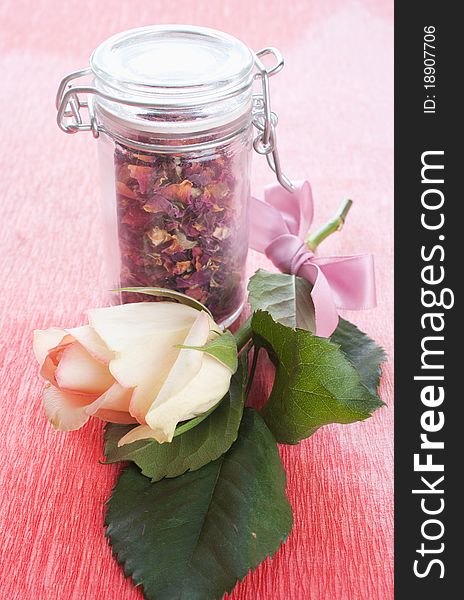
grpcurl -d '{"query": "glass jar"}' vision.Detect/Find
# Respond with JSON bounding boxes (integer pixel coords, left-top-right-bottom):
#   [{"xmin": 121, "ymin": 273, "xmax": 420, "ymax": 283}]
[{"xmin": 56, "ymin": 25, "xmax": 293, "ymax": 326}]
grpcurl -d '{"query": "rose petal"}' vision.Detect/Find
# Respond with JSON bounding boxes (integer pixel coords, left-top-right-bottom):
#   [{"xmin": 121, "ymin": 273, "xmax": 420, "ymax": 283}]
[
  {"xmin": 117, "ymin": 317, "xmax": 223, "ymax": 445},
  {"xmin": 86, "ymin": 302, "xmax": 199, "ymax": 348},
  {"xmin": 117, "ymin": 424, "xmax": 157, "ymax": 446},
  {"xmin": 33, "ymin": 324, "xmax": 113, "ymax": 395},
  {"xmin": 55, "ymin": 342, "xmax": 115, "ymax": 394},
  {"xmin": 65, "ymin": 325, "xmax": 114, "ymax": 364},
  {"xmin": 147, "ymin": 310, "xmax": 210, "ymax": 412},
  {"xmin": 87, "ymin": 302, "xmax": 201, "ymax": 422},
  {"xmin": 88, "ymin": 381, "xmax": 135, "ymax": 425},
  {"xmin": 33, "ymin": 328, "xmax": 69, "ymax": 366},
  {"xmin": 145, "ymin": 354, "xmax": 232, "ymax": 443},
  {"xmin": 39, "ymin": 338, "xmax": 76, "ymax": 386},
  {"xmin": 94, "ymin": 409, "xmax": 138, "ymax": 424},
  {"xmin": 43, "ymin": 384, "xmax": 95, "ymax": 431},
  {"xmin": 87, "ymin": 382, "xmax": 133, "ymax": 414},
  {"xmin": 43, "ymin": 378, "xmax": 136, "ymax": 431}
]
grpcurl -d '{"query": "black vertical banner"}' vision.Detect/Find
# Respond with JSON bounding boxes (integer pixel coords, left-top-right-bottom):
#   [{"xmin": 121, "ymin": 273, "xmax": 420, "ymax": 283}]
[{"xmin": 395, "ymin": 3, "xmax": 460, "ymax": 599}]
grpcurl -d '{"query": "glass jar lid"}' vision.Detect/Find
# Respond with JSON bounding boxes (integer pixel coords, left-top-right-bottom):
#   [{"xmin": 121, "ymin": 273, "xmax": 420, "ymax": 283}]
[
  {"xmin": 91, "ymin": 25, "xmax": 255, "ymax": 104},
  {"xmin": 89, "ymin": 25, "xmax": 256, "ymax": 135}
]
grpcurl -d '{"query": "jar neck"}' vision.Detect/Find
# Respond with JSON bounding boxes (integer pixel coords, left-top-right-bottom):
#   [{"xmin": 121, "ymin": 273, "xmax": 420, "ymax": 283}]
[{"xmin": 94, "ymin": 98, "xmax": 254, "ymax": 153}]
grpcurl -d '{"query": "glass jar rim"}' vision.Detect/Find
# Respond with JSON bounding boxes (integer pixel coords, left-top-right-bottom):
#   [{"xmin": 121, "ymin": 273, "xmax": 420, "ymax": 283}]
[{"xmin": 90, "ymin": 25, "xmax": 255, "ymax": 109}]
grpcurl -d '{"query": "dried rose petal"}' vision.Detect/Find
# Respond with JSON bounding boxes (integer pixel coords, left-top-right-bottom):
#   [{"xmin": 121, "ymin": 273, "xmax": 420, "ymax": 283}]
[
  {"xmin": 146, "ymin": 227, "xmax": 173, "ymax": 246},
  {"xmin": 113, "ymin": 141, "xmax": 249, "ymax": 322},
  {"xmin": 212, "ymin": 226, "xmax": 231, "ymax": 240},
  {"xmin": 160, "ymin": 180, "xmax": 192, "ymax": 203},
  {"xmin": 116, "ymin": 181, "xmax": 138, "ymax": 199},
  {"xmin": 128, "ymin": 165, "xmax": 152, "ymax": 194},
  {"xmin": 173, "ymin": 261, "xmax": 191, "ymax": 275}
]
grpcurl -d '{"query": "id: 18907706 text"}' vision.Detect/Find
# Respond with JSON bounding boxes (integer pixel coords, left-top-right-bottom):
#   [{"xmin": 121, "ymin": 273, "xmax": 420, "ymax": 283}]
[{"xmin": 423, "ymin": 26, "xmax": 437, "ymax": 114}]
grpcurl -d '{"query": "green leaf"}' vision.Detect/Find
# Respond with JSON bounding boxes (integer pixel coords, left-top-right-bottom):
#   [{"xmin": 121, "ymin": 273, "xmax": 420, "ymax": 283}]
[
  {"xmin": 116, "ymin": 286, "xmax": 213, "ymax": 318},
  {"xmin": 252, "ymin": 310, "xmax": 384, "ymax": 444},
  {"xmin": 331, "ymin": 318, "xmax": 386, "ymax": 402},
  {"xmin": 105, "ymin": 409, "xmax": 293, "ymax": 600},
  {"xmin": 177, "ymin": 329, "xmax": 238, "ymax": 373},
  {"xmin": 248, "ymin": 269, "xmax": 316, "ymax": 332},
  {"xmin": 103, "ymin": 360, "xmax": 247, "ymax": 481}
]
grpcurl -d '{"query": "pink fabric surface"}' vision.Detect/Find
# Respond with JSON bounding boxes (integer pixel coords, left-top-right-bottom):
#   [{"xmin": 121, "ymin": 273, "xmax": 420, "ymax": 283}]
[{"xmin": 0, "ymin": 1, "xmax": 393, "ymax": 599}]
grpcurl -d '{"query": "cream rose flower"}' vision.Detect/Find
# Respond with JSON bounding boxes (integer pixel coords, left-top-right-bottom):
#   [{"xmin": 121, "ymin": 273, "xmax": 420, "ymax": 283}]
[{"xmin": 33, "ymin": 302, "xmax": 234, "ymax": 444}]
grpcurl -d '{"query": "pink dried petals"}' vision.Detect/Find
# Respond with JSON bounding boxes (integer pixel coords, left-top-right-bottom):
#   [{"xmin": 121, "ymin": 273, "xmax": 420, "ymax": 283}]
[{"xmin": 114, "ymin": 143, "xmax": 248, "ymax": 321}]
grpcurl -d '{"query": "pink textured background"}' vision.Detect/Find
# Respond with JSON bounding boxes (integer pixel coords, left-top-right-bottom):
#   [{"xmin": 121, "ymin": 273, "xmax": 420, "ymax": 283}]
[{"xmin": 0, "ymin": 1, "xmax": 393, "ymax": 599}]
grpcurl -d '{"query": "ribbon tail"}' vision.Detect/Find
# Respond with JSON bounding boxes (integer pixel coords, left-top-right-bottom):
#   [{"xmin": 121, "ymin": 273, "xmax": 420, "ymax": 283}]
[
  {"xmin": 297, "ymin": 263, "xmax": 340, "ymax": 337},
  {"xmin": 312, "ymin": 254, "xmax": 377, "ymax": 310}
]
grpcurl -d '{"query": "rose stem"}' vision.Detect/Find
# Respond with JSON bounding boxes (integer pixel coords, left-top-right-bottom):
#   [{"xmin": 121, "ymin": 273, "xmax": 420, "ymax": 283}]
[
  {"xmin": 234, "ymin": 316, "xmax": 252, "ymax": 352},
  {"xmin": 245, "ymin": 346, "xmax": 260, "ymax": 398},
  {"xmin": 305, "ymin": 198, "xmax": 353, "ymax": 252}
]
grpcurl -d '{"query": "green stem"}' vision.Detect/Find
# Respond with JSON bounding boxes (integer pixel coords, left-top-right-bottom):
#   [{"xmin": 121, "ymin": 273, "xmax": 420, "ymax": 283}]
[
  {"xmin": 245, "ymin": 346, "xmax": 260, "ymax": 399},
  {"xmin": 234, "ymin": 316, "xmax": 253, "ymax": 352},
  {"xmin": 306, "ymin": 198, "xmax": 353, "ymax": 251}
]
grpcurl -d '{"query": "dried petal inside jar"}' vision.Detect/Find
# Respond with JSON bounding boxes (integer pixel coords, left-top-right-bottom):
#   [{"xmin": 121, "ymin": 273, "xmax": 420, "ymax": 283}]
[{"xmin": 114, "ymin": 142, "xmax": 249, "ymax": 323}]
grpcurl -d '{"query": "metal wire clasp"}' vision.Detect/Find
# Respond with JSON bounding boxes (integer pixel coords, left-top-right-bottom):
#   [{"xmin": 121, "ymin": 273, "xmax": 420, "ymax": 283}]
[
  {"xmin": 57, "ymin": 50, "xmax": 296, "ymax": 192},
  {"xmin": 253, "ymin": 48, "xmax": 295, "ymax": 193},
  {"xmin": 56, "ymin": 68, "xmax": 100, "ymax": 138}
]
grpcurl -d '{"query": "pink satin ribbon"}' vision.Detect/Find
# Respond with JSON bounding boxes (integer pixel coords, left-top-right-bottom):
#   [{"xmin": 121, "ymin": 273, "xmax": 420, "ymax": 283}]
[{"xmin": 249, "ymin": 181, "xmax": 376, "ymax": 337}]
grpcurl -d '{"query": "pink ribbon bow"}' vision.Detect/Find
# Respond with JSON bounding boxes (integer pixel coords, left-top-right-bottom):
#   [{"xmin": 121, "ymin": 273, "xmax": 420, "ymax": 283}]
[{"xmin": 249, "ymin": 181, "xmax": 376, "ymax": 337}]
